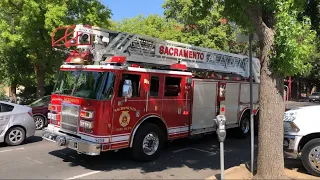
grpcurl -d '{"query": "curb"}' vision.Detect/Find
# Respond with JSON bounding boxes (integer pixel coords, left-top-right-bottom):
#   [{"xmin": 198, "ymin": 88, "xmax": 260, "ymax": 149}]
[{"xmin": 205, "ymin": 164, "xmax": 318, "ymax": 180}]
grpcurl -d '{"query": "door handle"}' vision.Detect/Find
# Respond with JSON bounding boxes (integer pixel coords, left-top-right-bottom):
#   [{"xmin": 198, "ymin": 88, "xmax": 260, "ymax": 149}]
[{"xmin": 145, "ymin": 91, "xmax": 149, "ymax": 112}]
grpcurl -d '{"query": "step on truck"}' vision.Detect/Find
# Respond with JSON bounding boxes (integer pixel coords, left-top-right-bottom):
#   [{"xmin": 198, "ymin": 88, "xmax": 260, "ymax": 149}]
[{"xmin": 42, "ymin": 24, "xmax": 261, "ymax": 161}]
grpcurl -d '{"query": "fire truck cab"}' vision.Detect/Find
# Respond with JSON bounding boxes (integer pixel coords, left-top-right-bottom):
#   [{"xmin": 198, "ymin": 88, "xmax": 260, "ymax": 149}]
[{"xmin": 42, "ymin": 24, "xmax": 260, "ymax": 161}]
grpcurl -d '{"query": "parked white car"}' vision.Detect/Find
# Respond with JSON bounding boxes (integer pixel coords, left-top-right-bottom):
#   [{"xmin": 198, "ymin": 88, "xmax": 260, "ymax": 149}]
[
  {"xmin": 284, "ymin": 105, "xmax": 320, "ymax": 177},
  {"xmin": 0, "ymin": 101, "xmax": 36, "ymax": 146}
]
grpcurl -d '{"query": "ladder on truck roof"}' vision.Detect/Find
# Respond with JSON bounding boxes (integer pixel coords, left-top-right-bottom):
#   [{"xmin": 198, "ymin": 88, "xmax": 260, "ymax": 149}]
[{"xmin": 51, "ymin": 24, "xmax": 261, "ymax": 83}]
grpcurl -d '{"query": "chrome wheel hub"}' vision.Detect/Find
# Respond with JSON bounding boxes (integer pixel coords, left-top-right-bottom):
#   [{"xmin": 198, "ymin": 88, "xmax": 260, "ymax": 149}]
[
  {"xmin": 142, "ymin": 132, "xmax": 159, "ymax": 155},
  {"xmin": 242, "ymin": 118, "xmax": 250, "ymax": 134},
  {"xmin": 35, "ymin": 117, "xmax": 44, "ymax": 129},
  {"xmin": 9, "ymin": 129, "xmax": 23, "ymax": 143},
  {"xmin": 309, "ymin": 146, "xmax": 320, "ymax": 172}
]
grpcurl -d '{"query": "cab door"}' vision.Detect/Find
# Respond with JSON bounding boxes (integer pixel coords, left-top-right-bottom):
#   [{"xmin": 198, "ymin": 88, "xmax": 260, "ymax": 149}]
[
  {"xmin": 111, "ymin": 72, "xmax": 147, "ymax": 147},
  {"xmin": 146, "ymin": 74, "xmax": 164, "ymax": 116},
  {"xmin": 161, "ymin": 75, "xmax": 190, "ymax": 137}
]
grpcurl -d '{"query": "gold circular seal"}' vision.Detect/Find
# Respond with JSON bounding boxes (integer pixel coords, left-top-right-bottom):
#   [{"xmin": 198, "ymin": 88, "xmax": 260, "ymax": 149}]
[{"xmin": 119, "ymin": 111, "xmax": 130, "ymax": 127}]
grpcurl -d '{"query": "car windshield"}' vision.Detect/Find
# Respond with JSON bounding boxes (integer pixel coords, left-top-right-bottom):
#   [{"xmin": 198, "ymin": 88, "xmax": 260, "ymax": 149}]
[
  {"xmin": 29, "ymin": 96, "xmax": 51, "ymax": 107},
  {"xmin": 311, "ymin": 92, "xmax": 320, "ymax": 96},
  {"xmin": 53, "ymin": 70, "xmax": 116, "ymax": 100}
]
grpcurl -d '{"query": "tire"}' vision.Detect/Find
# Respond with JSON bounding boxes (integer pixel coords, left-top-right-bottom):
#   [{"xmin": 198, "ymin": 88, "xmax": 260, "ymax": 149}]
[
  {"xmin": 33, "ymin": 115, "xmax": 45, "ymax": 130},
  {"xmin": 131, "ymin": 123, "xmax": 164, "ymax": 162},
  {"xmin": 301, "ymin": 138, "xmax": 320, "ymax": 177},
  {"xmin": 237, "ymin": 113, "xmax": 250, "ymax": 139},
  {"xmin": 5, "ymin": 127, "xmax": 26, "ymax": 146}
]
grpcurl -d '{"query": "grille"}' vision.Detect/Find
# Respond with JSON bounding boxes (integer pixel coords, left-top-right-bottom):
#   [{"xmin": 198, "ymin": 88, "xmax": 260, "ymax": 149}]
[{"xmin": 60, "ymin": 103, "xmax": 80, "ymax": 134}]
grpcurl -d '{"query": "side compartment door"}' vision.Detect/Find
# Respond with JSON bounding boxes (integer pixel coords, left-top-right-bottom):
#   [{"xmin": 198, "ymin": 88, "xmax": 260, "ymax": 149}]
[
  {"xmin": 191, "ymin": 81, "xmax": 217, "ymax": 131},
  {"xmin": 224, "ymin": 83, "xmax": 240, "ymax": 125},
  {"xmin": 111, "ymin": 72, "xmax": 147, "ymax": 148}
]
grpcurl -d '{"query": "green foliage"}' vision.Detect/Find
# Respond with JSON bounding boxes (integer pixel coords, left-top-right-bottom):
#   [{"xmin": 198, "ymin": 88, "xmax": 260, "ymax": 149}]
[
  {"xmin": 110, "ymin": 14, "xmax": 185, "ymax": 42},
  {"xmin": 271, "ymin": 0, "xmax": 316, "ymax": 76},
  {"xmin": 0, "ymin": 0, "xmax": 111, "ymax": 97},
  {"xmin": 162, "ymin": 1, "xmax": 251, "ymax": 53},
  {"xmin": 163, "ymin": 0, "xmax": 316, "ymax": 76}
]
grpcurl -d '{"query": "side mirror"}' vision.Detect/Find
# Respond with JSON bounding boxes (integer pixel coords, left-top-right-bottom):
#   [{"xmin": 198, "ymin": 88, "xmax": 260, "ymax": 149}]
[{"xmin": 122, "ymin": 79, "xmax": 132, "ymax": 99}]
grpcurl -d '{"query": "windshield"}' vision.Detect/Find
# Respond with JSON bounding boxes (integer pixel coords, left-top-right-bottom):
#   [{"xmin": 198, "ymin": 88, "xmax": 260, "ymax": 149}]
[
  {"xmin": 312, "ymin": 92, "xmax": 320, "ymax": 96},
  {"xmin": 29, "ymin": 95, "xmax": 51, "ymax": 107},
  {"xmin": 53, "ymin": 70, "xmax": 116, "ymax": 100}
]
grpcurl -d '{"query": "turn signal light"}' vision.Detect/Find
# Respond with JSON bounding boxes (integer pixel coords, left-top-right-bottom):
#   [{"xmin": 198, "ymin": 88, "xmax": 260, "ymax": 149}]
[
  {"xmin": 80, "ymin": 110, "xmax": 94, "ymax": 119},
  {"xmin": 48, "ymin": 104, "xmax": 58, "ymax": 112}
]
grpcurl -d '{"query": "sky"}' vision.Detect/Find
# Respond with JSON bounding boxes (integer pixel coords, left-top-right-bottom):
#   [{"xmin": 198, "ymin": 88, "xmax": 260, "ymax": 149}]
[{"xmin": 101, "ymin": 0, "xmax": 165, "ymax": 21}]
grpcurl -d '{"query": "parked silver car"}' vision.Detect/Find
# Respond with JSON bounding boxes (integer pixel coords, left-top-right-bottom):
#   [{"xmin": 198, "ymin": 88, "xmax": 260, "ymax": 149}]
[
  {"xmin": 309, "ymin": 92, "xmax": 320, "ymax": 102},
  {"xmin": 0, "ymin": 101, "xmax": 36, "ymax": 146}
]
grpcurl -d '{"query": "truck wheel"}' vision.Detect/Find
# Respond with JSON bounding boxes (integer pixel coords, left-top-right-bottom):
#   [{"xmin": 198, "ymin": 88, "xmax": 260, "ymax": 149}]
[
  {"xmin": 5, "ymin": 127, "xmax": 26, "ymax": 146},
  {"xmin": 301, "ymin": 138, "xmax": 320, "ymax": 177},
  {"xmin": 237, "ymin": 113, "xmax": 250, "ymax": 139},
  {"xmin": 131, "ymin": 123, "xmax": 164, "ymax": 162}
]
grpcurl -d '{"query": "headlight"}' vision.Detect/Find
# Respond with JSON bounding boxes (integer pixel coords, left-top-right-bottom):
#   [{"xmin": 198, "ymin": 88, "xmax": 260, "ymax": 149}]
[
  {"xmin": 284, "ymin": 121, "xmax": 300, "ymax": 132},
  {"xmin": 80, "ymin": 120, "xmax": 94, "ymax": 129}
]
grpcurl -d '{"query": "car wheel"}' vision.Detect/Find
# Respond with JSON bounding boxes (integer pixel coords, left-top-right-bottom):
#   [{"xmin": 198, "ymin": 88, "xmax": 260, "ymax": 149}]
[
  {"xmin": 132, "ymin": 123, "xmax": 164, "ymax": 162},
  {"xmin": 33, "ymin": 115, "xmax": 45, "ymax": 130},
  {"xmin": 301, "ymin": 138, "xmax": 320, "ymax": 177},
  {"xmin": 5, "ymin": 127, "xmax": 26, "ymax": 146},
  {"xmin": 237, "ymin": 113, "xmax": 250, "ymax": 139}
]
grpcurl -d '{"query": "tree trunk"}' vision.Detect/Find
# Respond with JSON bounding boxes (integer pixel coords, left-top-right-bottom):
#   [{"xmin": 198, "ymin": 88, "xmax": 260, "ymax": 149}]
[
  {"xmin": 10, "ymin": 84, "xmax": 17, "ymax": 103},
  {"xmin": 245, "ymin": 6, "xmax": 287, "ymax": 179},
  {"xmin": 34, "ymin": 64, "xmax": 45, "ymax": 98}
]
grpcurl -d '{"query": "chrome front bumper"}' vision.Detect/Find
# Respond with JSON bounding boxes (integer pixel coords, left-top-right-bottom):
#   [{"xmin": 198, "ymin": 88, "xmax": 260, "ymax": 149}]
[
  {"xmin": 42, "ymin": 128, "xmax": 101, "ymax": 156},
  {"xmin": 283, "ymin": 134, "xmax": 301, "ymax": 159}
]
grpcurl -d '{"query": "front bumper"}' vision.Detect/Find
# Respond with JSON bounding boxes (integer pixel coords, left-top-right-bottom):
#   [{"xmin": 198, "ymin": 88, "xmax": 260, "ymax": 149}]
[
  {"xmin": 42, "ymin": 127, "xmax": 101, "ymax": 156},
  {"xmin": 283, "ymin": 134, "xmax": 302, "ymax": 159}
]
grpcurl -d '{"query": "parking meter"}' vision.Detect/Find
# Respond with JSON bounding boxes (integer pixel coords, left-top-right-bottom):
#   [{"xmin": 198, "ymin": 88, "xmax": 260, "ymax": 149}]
[
  {"xmin": 214, "ymin": 114, "xmax": 226, "ymax": 180},
  {"xmin": 215, "ymin": 115, "xmax": 226, "ymax": 142}
]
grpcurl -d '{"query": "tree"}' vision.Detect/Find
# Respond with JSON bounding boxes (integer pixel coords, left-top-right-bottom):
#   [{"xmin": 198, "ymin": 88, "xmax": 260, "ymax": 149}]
[
  {"xmin": 110, "ymin": 14, "xmax": 185, "ymax": 42},
  {"xmin": 303, "ymin": 0, "xmax": 320, "ymax": 92},
  {"xmin": 111, "ymin": 12, "xmax": 251, "ymax": 55},
  {"xmin": 163, "ymin": 0, "xmax": 316, "ymax": 178},
  {"xmin": 0, "ymin": 0, "xmax": 112, "ymax": 98}
]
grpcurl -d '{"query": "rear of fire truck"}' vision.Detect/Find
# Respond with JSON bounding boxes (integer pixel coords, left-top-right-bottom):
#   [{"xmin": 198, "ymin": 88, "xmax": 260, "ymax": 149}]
[{"xmin": 42, "ymin": 25, "xmax": 120, "ymax": 155}]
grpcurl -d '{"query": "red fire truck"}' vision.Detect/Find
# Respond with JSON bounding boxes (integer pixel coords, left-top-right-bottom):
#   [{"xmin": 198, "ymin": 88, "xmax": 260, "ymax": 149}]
[{"xmin": 42, "ymin": 24, "xmax": 261, "ymax": 161}]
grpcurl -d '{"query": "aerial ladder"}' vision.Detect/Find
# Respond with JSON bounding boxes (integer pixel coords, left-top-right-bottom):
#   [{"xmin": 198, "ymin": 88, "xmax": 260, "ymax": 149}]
[{"xmin": 52, "ymin": 24, "xmax": 261, "ymax": 83}]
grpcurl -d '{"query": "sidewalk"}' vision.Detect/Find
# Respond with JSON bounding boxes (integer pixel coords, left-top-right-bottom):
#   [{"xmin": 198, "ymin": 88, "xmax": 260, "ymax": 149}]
[{"xmin": 205, "ymin": 164, "xmax": 318, "ymax": 180}]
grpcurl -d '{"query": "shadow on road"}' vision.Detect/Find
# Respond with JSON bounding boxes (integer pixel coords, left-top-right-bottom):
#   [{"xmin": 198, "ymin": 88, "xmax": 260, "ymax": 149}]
[
  {"xmin": 0, "ymin": 135, "xmax": 43, "ymax": 148},
  {"xmin": 48, "ymin": 130, "xmax": 254, "ymax": 175}
]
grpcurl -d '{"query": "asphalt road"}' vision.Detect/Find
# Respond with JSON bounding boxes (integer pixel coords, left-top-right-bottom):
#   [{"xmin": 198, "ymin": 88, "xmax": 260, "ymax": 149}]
[
  {"xmin": 0, "ymin": 130, "xmax": 259, "ymax": 179},
  {"xmin": 0, "ymin": 101, "xmax": 314, "ymax": 179}
]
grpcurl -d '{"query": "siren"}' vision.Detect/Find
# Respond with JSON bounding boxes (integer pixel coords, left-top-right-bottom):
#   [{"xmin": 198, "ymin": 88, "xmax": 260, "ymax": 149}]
[
  {"xmin": 101, "ymin": 56, "xmax": 127, "ymax": 66},
  {"xmin": 170, "ymin": 63, "xmax": 187, "ymax": 71}
]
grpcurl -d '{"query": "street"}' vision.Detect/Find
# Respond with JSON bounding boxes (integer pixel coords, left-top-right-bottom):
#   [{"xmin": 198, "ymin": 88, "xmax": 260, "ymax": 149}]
[
  {"xmin": 0, "ymin": 130, "xmax": 258, "ymax": 179},
  {"xmin": 0, "ymin": 101, "xmax": 313, "ymax": 179}
]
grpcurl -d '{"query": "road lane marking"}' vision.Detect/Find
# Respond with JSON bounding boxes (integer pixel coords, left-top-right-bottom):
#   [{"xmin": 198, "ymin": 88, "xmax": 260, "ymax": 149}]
[
  {"xmin": 64, "ymin": 171, "xmax": 101, "ymax": 180},
  {"xmin": 190, "ymin": 147, "xmax": 216, "ymax": 154},
  {"xmin": 0, "ymin": 147, "xmax": 24, "ymax": 153},
  {"xmin": 26, "ymin": 157, "xmax": 43, "ymax": 164},
  {"xmin": 172, "ymin": 147, "xmax": 191, "ymax": 153}
]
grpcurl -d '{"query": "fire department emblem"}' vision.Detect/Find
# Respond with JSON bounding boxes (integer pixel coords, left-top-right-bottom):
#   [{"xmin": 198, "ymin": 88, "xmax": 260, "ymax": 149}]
[{"xmin": 119, "ymin": 111, "xmax": 130, "ymax": 127}]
